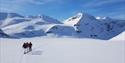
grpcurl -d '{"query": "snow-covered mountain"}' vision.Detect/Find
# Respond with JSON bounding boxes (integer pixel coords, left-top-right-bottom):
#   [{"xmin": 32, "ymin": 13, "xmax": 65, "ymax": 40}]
[
  {"xmin": 64, "ymin": 12, "xmax": 125, "ymax": 40},
  {"xmin": 0, "ymin": 12, "xmax": 124, "ymax": 40},
  {"xmin": 0, "ymin": 12, "xmax": 61, "ymax": 28},
  {"xmin": 0, "ymin": 12, "xmax": 62, "ymax": 38}
]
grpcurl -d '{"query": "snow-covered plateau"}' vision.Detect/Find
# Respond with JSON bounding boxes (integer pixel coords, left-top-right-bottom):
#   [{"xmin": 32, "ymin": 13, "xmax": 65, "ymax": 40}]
[{"xmin": 0, "ymin": 38, "xmax": 125, "ymax": 63}]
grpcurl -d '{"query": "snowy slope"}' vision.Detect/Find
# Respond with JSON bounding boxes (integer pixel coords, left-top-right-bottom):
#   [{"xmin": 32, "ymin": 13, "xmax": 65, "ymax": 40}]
[
  {"xmin": 97, "ymin": 17, "xmax": 125, "ymax": 39},
  {"xmin": 1, "ymin": 19, "xmax": 58, "ymax": 38},
  {"xmin": 64, "ymin": 13, "xmax": 83, "ymax": 25},
  {"xmin": 0, "ymin": 12, "xmax": 24, "ymax": 27},
  {"xmin": 0, "ymin": 38, "xmax": 125, "ymax": 63},
  {"xmin": 35, "ymin": 15, "xmax": 61, "ymax": 24},
  {"xmin": 110, "ymin": 31, "xmax": 125, "ymax": 41},
  {"xmin": 46, "ymin": 24, "xmax": 75, "ymax": 37},
  {"xmin": 0, "ymin": 12, "xmax": 24, "ymax": 21},
  {"xmin": 0, "ymin": 18, "xmax": 31, "ymax": 28},
  {"xmin": 0, "ymin": 29, "xmax": 9, "ymax": 38}
]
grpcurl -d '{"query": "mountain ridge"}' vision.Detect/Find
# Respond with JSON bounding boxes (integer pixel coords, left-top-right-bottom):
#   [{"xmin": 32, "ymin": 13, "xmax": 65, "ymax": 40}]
[{"xmin": 0, "ymin": 12, "xmax": 125, "ymax": 40}]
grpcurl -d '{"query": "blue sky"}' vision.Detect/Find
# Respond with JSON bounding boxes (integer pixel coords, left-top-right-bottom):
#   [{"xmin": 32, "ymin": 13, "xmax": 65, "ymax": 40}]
[{"xmin": 0, "ymin": 0, "xmax": 125, "ymax": 21}]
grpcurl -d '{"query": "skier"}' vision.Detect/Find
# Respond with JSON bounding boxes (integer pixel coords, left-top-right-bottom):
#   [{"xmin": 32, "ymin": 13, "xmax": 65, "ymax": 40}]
[
  {"xmin": 25, "ymin": 42, "xmax": 29, "ymax": 53},
  {"xmin": 29, "ymin": 42, "xmax": 32, "ymax": 51},
  {"xmin": 22, "ymin": 42, "xmax": 33, "ymax": 54},
  {"xmin": 22, "ymin": 42, "xmax": 28, "ymax": 54}
]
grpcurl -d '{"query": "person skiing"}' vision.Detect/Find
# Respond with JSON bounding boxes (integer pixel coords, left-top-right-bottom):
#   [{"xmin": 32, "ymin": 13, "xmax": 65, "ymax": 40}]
[
  {"xmin": 25, "ymin": 42, "xmax": 29, "ymax": 53},
  {"xmin": 29, "ymin": 42, "xmax": 32, "ymax": 51},
  {"xmin": 22, "ymin": 42, "xmax": 28, "ymax": 54},
  {"xmin": 22, "ymin": 42, "xmax": 33, "ymax": 54}
]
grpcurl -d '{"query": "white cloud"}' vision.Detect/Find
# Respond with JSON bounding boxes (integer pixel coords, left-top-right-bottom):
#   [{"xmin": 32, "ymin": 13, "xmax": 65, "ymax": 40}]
[
  {"xmin": 1, "ymin": 0, "xmax": 63, "ymax": 5},
  {"xmin": 111, "ymin": 14, "xmax": 125, "ymax": 20},
  {"xmin": 0, "ymin": 8, "xmax": 14, "ymax": 12},
  {"xmin": 0, "ymin": 2, "xmax": 23, "ymax": 13},
  {"xmin": 0, "ymin": 0, "xmax": 62, "ymax": 13},
  {"xmin": 29, "ymin": 0, "xmax": 64, "ymax": 5},
  {"xmin": 82, "ymin": 0, "xmax": 125, "ymax": 8}
]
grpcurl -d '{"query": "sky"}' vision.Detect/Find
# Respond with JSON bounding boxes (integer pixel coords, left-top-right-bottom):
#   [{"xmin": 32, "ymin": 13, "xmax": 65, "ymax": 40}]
[{"xmin": 0, "ymin": 0, "xmax": 125, "ymax": 21}]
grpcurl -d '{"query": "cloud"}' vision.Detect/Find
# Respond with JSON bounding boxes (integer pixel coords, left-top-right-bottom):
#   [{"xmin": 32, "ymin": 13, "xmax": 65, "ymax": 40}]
[
  {"xmin": 17, "ymin": 0, "xmax": 50, "ymax": 5},
  {"xmin": 112, "ymin": 14, "xmax": 125, "ymax": 19},
  {"xmin": 1, "ymin": 0, "xmax": 63, "ymax": 5},
  {"xmin": 0, "ymin": 0, "xmax": 63, "ymax": 13},
  {"xmin": 107, "ymin": 9, "xmax": 125, "ymax": 19},
  {"xmin": 80, "ymin": 0, "xmax": 125, "ymax": 20},
  {"xmin": 28, "ymin": 0, "xmax": 63, "ymax": 5},
  {"xmin": 0, "ymin": 8, "xmax": 14, "ymax": 12},
  {"xmin": 82, "ymin": 0, "xmax": 125, "ymax": 8}
]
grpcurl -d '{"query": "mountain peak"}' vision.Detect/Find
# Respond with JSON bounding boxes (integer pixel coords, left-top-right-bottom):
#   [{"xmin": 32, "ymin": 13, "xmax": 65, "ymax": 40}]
[
  {"xmin": 77, "ymin": 12, "xmax": 95, "ymax": 18},
  {"xmin": 64, "ymin": 12, "xmax": 95, "ymax": 25},
  {"xmin": 76, "ymin": 12, "xmax": 83, "ymax": 16}
]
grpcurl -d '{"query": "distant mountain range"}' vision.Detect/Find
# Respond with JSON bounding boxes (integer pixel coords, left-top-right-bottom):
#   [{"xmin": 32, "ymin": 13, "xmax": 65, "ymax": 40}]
[{"xmin": 0, "ymin": 12, "xmax": 125, "ymax": 40}]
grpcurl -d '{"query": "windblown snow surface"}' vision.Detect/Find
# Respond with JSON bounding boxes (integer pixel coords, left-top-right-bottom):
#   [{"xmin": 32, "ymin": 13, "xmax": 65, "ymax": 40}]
[{"xmin": 0, "ymin": 38, "xmax": 125, "ymax": 63}]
